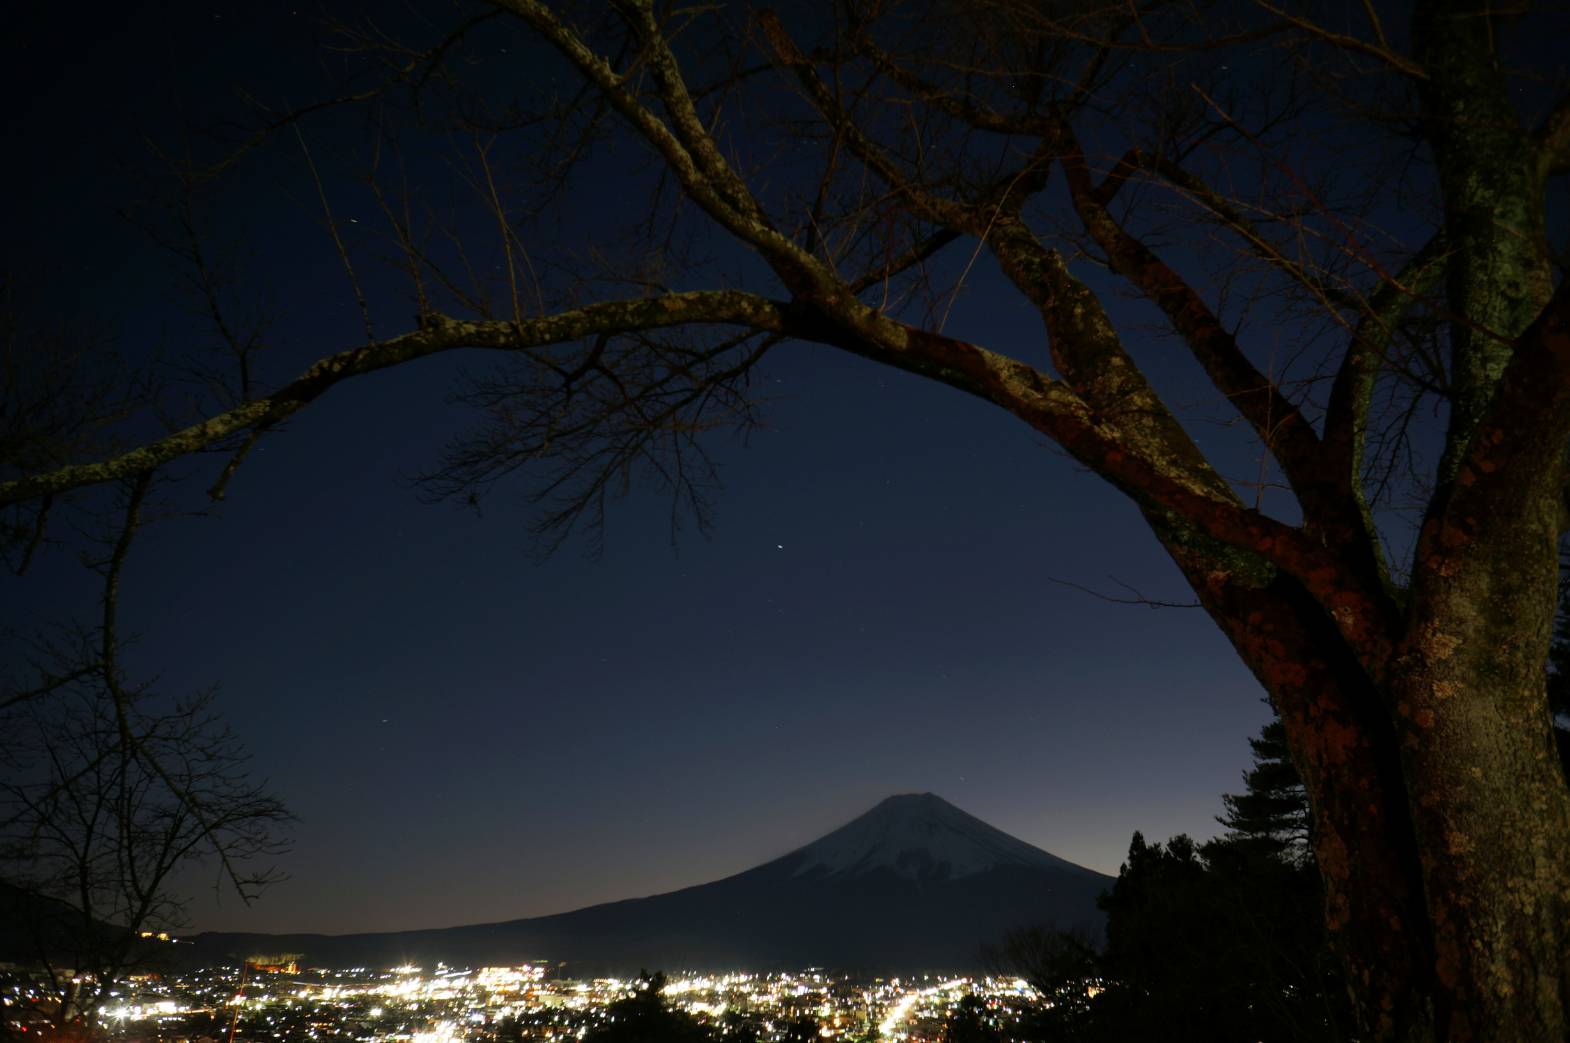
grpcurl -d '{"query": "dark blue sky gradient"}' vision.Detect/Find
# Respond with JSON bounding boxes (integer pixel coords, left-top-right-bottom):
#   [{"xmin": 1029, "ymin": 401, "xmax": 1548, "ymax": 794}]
[{"xmin": 5, "ymin": 3, "xmax": 1280, "ymax": 934}]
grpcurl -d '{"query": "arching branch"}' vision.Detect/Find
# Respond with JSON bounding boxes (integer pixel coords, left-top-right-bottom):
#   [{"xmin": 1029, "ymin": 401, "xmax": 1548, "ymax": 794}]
[{"xmin": 0, "ymin": 293, "xmax": 792, "ymax": 507}]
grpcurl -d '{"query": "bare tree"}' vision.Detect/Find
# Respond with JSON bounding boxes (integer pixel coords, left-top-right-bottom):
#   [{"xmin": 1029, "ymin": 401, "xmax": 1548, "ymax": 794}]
[
  {"xmin": 0, "ymin": 681, "xmax": 289, "ymax": 1035},
  {"xmin": 3, "ymin": 2, "xmax": 1569, "ymax": 1039},
  {"xmin": 1, "ymin": 474, "xmax": 288, "ymax": 1038}
]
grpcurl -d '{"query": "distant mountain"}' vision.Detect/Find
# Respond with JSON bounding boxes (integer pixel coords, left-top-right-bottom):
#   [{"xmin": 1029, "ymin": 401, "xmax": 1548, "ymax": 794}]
[
  {"xmin": 0, "ymin": 882, "xmax": 175, "ymax": 970},
  {"xmin": 187, "ymin": 794, "xmax": 1112, "ymax": 973},
  {"xmin": 789, "ymin": 791, "xmax": 1093, "ymax": 881}
]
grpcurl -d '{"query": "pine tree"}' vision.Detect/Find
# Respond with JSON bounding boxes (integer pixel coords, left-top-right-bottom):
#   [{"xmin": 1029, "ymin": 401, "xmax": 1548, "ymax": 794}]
[{"xmin": 1217, "ymin": 719, "xmax": 1313, "ymax": 865}]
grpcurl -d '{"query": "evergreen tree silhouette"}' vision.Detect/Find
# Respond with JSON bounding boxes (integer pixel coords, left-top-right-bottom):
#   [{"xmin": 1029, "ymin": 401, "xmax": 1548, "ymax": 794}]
[{"xmin": 1217, "ymin": 719, "xmax": 1313, "ymax": 864}]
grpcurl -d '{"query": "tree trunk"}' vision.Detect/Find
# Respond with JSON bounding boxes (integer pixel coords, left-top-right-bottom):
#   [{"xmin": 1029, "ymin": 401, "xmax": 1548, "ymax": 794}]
[
  {"xmin": 1389, "ymin": 469, "xmax": 1570, "ymax": 1040},
  {"xmin": 1164, "ymin": 523, "xmax": 1570, "ymax": 1040},
  {"xmin": 1155, "ymin": 526, "xmax": 1438, "ymax": 1040},
  {"xmin": 1390, "ymin": 650, "xmax": 1570, "ymax": 1041},
  {"xmin": 1386, "ymin": 5, "xmax": 1570, "ymax": 1037}
]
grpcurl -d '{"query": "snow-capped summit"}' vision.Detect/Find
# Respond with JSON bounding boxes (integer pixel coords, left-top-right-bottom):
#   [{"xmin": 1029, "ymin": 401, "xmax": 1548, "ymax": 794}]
[{"xmin": 787, "ymin": 792, "xmax": 1086, "ymax": 881}]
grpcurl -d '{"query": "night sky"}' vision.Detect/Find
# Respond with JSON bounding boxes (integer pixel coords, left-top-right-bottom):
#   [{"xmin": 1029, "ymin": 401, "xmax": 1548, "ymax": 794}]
[{"xmin": 5, "ymin": 3, "xmax": 1278, "ymax": 935}]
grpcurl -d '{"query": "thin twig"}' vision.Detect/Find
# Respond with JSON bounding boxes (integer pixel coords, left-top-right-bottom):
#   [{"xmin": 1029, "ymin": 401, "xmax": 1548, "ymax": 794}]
[
  {"xmin": 937, "ymin": 164, "xmax": 1038, "ymax": 335},
  {"xmin": 1048, "ymin": 575, "xmax": 1201, "ymax": 609},
  {"xmin": 207, "ymin": 427, "xmax": 268, "ymax": 502},
  {"xmin": 14, "ymin": 493, "xmax": 53, "ymax": 575},
  {"xmin": 295, "ymin": 126, "xmax": 375, "ymax": 342},
  {"xmin": 1251, "ymin": 1, "xmax": 1428, "ymax": 79},
  {"xmin": 476, "ymin": 138, "xmax": 524, "ymax": 329}
]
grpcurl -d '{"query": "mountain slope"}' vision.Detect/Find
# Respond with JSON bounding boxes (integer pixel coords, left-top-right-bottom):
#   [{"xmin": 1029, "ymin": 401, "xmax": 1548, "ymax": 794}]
[
  {"xmin": 189, "ymin": 794, "xmax": 1112, "ymax": 972},
  {"xmin": 787, "ymin": 792, "xmax": 1091, "ymax": 880}
]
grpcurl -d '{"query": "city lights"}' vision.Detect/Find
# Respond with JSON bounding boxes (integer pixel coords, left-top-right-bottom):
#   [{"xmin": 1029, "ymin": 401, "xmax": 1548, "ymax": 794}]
[{"xmin": 1, "ymin": 963, "xmax": 1049, "ymax": 1043}]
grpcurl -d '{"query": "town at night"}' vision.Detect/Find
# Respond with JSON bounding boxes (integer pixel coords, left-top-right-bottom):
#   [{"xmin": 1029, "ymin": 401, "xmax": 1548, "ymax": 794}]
[{"xmin": 3, "ymin": 962, "xmax": 1057, "ymax": 1043}]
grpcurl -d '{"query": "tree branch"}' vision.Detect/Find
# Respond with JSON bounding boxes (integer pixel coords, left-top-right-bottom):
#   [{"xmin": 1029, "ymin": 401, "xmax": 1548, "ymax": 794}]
[
  {"xmin": 1059, "ymin": 126, "xmax": 1326, "ymax": 504},
  {"xmin": 1433, "ymin": 270, "xmax": 1570, "ymax": 538},
  {"xmin": 759, "ymin": 10, "xmax": 1023, "ymax": 236},
  {"xmin": 497, "ymin": 0, "xmax": 827, "ymax": 293},
  {"xmin": 846, "ymin": 29, "xmax": 1058, "ymax": 136},
  {"xmin": 1252, "ymin": 0, "xmax": 1429, "ymax": 80},
  {"xmin": 1127, "ymin": 148, "xmax": 1364, "ymax": 314},
  {"xmin": 196, "ymin": 9, "xmax": 507, "ymax": 180},
  {"xmin": 1322, "ymin": 232, "xmax": 1450, "ymax": 491},
  {"xmin": 0, "ymin": 292, "xmax": 792, "ymax": 507}
]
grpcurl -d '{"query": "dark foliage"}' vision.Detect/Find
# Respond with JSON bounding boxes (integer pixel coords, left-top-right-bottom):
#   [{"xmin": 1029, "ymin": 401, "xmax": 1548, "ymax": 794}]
[
  {"xmin": 712, "ymin": 1009, "xmax": 763, "ymax": 1043},
  {"xmin": 941, "ymin": 994, "xmax": 1003, "ymax": 1043},
  {"xmin": 1093, "ymin": 832, "xmax": 1345, "ymax": 1043},
  {"xmin": 568, "ymin": 972, "xmax": 820, "ymax": 1043},
  {"xmin": 1217, "ymin": 719, "xmax": 1313, "ymax": 863},
  {"xmin": 581, "ymin": 972, "xmax": 714, "ymax": 1043},
  {"xmin": 999, "ymin": 719, "xmax": 1347, "ymax": 1042},
  {"xmin": 984, "ymin": 924, "xmax": 1100, "ymax": 1041}
]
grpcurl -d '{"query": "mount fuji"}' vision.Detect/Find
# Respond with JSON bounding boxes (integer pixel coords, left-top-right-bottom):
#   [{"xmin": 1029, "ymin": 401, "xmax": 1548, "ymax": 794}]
[
  {"xmin": 188, "ymin": 794, "xmax": 1112, "ymax": 972},
  {"xmin": 788, "ymin": 792, "xmax": 1094, "ymax": 881}
]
